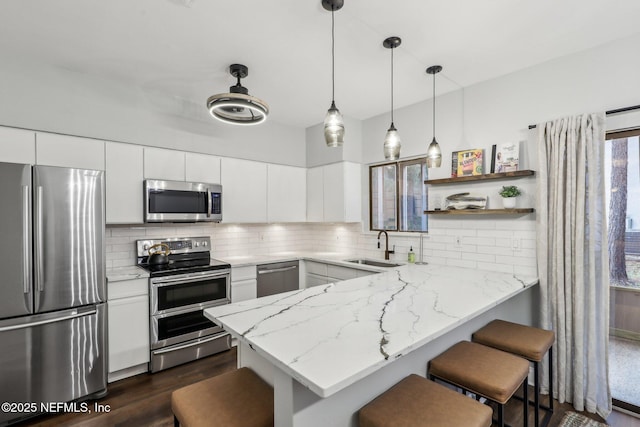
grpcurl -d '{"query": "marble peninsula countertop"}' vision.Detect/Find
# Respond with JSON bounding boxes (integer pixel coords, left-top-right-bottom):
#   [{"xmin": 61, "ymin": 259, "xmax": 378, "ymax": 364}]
[{"xmin": 205, "ymin": 263, "xmax": 538, "ymax": 398}]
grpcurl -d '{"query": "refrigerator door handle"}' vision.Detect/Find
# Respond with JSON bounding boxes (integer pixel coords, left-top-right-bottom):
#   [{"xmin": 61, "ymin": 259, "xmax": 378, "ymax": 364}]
[
  {"xmin": 22, "ymin": 185, "xmax": 31, "ymax": 294},
  {"xmin": 0, "ymin": 307, "xmax": 97, "ymax": 332},
  {"xmin": 35, "ymin": 185, "xmax": 44, "ymax": 292}
]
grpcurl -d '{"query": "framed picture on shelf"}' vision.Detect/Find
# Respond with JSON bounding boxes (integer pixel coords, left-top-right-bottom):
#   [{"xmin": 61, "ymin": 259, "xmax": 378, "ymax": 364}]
[
  {"xmin": 456, "ymin": 149, "xmax": 483, "ymax": 176},
  {"xmin": 494, "ymin": 142, "xmax": 520, "ymax": 173},
  {"xmin": 451, "ymin": 151, "xmax": 460, "ymax": 177}
]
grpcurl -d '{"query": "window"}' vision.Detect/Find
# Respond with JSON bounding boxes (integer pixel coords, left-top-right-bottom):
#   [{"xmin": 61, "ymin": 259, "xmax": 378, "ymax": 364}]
[{"xmin": 369, "ymin": 158, "xmax": 428, "ymax": 232}]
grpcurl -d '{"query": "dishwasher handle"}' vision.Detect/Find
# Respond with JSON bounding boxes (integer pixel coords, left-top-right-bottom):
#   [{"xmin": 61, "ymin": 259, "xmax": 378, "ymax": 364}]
[{"xmin": 257, "ymin": 265, "xmax": 297, "ymax": 275}]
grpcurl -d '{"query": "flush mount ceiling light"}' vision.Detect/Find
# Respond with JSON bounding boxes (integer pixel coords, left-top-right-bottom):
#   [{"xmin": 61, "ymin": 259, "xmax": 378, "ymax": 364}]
[
  {"xmin": 383, "ymin": 36, "xmax": 402, "ymax": 160},
  {"xmin": 426, "ymin": 65, "xmax": 443, "ymax": 168},
  {"xmin": 206, "ymin": 64, "xmax": 269, "ymax": 126},
  {"xmin": 322, "ymin": 0, "xmax": 345, "ymax": 147}
]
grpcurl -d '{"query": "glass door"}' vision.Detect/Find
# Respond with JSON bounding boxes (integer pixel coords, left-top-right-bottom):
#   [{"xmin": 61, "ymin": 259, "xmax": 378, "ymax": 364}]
[{"xmin": 605, "ymin": 129, "xmax": 640, "ymax": 413}]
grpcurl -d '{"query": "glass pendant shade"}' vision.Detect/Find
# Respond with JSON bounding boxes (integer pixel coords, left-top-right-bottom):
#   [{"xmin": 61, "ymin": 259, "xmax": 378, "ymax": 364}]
[
  {"xmin": 324, "ymin": 101, "xmax": 345, "ymax": 147},
  {"xmin": 426, "ymin": 137, "xmax": 442, "ymax": 167},
  {"xmin": 383, "ymin": 123, "xmax": 401, "ymax": 160}
]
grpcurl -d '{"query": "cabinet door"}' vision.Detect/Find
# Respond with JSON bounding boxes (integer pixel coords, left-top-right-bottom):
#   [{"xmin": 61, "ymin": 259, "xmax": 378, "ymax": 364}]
[
  {"xmin": 105, "ymin": 142, "xmax": 144, "ymax": 224},
  {"xmin": 36, "ymin": 132, "xmax": 105, "ymax": 170},
  {"xmin": 185, "ymin": 152, "xmax": 221, "ymax": 184},
  {"xmin": 268, "ymin": 164, "xmax": 306, "ymax": 222},
  {"xmin": 306, "ymin": 166, "xmax": 324, "ymax": 222},
  {"xmin": 143, "ymin": 147, "xmax": 185, "ymax": 181},
  {"xmin": 0, "ymin": 126, "xmax": 35, "ymax": 164},
  {"xmin": 305, "ymin": 273, "xmax": 328, "ymax": 288},
  {"xmin": 221, "ymin": 158, "xmax": 267, "ymax": 223},
  {"xmin": 323, "ymin": 163, "xmax": 345, "ymax": 222},
  {"xmin": 343, "ymin": 162, "xmax": 362, "ymax": 222},
  {"xmin": 231, "ymin": 278, "xmax": 257, "ymax": 302},
  {"xmin": 108, "ymin": 295, "xmax": 150, "ymax": 373}
]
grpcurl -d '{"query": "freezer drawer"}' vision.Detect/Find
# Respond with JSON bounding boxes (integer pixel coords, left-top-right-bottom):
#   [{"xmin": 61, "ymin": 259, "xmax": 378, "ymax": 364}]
[{"xmin": 0, "ymin": 304, "xmax": 107, "ymax": 425}]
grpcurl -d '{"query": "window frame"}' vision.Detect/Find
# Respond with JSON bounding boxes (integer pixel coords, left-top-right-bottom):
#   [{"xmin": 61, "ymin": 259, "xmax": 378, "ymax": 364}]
[{"xmin": 369, "ymin": 157, "xmax": 428, "ymax": 233}]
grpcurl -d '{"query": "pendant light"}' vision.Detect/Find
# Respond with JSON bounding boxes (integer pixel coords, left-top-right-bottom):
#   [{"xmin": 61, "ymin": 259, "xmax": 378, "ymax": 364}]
[
  {"xmin": 426, "ymin": 65, "xmax": 443, "ymax": 167},
  {"xmin": 383, "ymin": 36, "xmax": 401, "ymax": 160},
  {"xmin": 322, "ymin": 0, "xmax": 345, "ymax": 147},
  {"xmin": 207, "ymin": 64, "xmax": 269, "ymax": 125}
]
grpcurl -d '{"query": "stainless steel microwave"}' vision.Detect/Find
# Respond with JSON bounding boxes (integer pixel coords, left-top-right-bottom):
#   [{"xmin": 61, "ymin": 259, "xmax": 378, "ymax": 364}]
[{"xmin": 144, "ymin": 180, "xmax": 222, "ymax": 223}]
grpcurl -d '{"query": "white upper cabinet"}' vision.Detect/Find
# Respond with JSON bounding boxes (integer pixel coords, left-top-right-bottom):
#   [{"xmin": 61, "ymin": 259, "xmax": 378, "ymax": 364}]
[
  {"xmin": 36, "ymin": 132, "xmax": 105, "ymax": 170},
  {"xmin": 221, "ymin": 157, "xmax": 267, "ymax": 223},
  {"xmin": 143, "ymin": 147, "xmax": 185, "ymax": 181},
  {"xmin": 307, "ymin": 162, "xmax": 361, "ymax": 223},
  {"xmin": 105, "ymin": 142, "xmax": 144, "ymax": 224},
  {"xmin": 0, "ymin": 126, "xmax": 36, "ymax": 165},
  {"xmin": 306, "ymin": 167, "xmax": 324, "ymax": 222},
  {"xmin": 185, "ymin": 152, "xmax": 221, "ymax": 184},
  {"xmin": 268, "ymin": 164, "xmax": 306, "ymax": 223}
]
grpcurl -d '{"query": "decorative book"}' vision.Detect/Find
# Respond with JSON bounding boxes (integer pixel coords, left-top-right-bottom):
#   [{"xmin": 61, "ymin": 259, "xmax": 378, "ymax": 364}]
[
  {"xmin": 456, "ymin": 149, "xmax": 483, "ymax": 176},
  {"xmin": 494, "ymin": 142, "xmax": 520, "ymax": 173}
]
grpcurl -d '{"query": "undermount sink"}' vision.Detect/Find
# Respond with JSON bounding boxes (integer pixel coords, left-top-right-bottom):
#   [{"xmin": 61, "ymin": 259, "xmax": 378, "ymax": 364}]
[{"xmin": 345, "ymin": 259, "xmax": 402, "ymax": 268}]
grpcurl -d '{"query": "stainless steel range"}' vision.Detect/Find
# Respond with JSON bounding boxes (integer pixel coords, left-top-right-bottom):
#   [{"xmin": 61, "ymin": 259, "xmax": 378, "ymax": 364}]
[{"xmin": 136, "ymin": 236, "xmax": 231, "ymax": 372}]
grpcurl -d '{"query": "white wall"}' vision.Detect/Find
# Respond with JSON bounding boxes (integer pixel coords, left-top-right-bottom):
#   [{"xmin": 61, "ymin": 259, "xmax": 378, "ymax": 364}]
[{"xmin": 0, "ymin": 56, "xmax": 306, "ymax": 167}]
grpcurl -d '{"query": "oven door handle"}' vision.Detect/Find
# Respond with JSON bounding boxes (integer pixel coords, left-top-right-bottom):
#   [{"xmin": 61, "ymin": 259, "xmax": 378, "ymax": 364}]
[
  {"xmin": 152, "ymin": 333, "xmax": 229, "ymax": 355},
  {"xmin": 151, "ymin": 272, "xmax": 229, "ymax": 285}
]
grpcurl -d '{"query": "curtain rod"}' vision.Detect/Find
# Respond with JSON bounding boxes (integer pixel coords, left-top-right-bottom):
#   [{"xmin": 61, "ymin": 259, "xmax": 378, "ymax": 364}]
[{"xmin": 527, "ymin": 104, "xmax": 640, "ymax": 130}]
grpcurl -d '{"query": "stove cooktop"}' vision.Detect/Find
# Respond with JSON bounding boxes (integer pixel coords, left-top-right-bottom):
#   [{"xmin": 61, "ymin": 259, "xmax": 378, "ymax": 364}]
[{"xmin": 135, "ymin": 236, "xmax": 230, "ymax": 277}]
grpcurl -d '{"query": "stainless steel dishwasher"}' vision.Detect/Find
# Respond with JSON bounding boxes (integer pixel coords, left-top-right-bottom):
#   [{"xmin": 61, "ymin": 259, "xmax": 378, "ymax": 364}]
[{"xmin": 257, "ymin": 260, "xmax": 299, "ymax": 297}]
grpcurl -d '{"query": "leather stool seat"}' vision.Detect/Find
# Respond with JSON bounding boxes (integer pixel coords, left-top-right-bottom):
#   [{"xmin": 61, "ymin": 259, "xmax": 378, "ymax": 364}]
[
  {"xmin": 472, "ymin": 319, "xmax": 554, "ymax": 362},
  {"xmin": 171, "ymin": 367, "xmax": 274, "ymax": 427},
  {"xmin": 359, "ymin": 374, "xmax": 493, "ymax": 427},
  {"xmin": 429, "ymin": 341, "xmax": 530, "ymax": 427}
]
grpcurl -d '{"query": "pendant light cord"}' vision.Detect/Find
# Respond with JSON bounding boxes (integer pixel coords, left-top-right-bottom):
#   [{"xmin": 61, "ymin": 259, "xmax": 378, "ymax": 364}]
[
  {"xmin": 432, "ymin": 72, "xmax": 436, "ymax": 139},
  {"xmin": 331, "ymin": 8, "xmax": 335, "ymax": 103},
  {"xmin": 390, "ymin": 46, "xmax": 394, "ymax": 123}
]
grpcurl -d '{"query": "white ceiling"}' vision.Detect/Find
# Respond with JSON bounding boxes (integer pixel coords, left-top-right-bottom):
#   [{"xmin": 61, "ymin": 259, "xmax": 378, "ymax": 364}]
[{"xmin": 1, "ymin": 0, "xmax": 639, "ymax": 128}]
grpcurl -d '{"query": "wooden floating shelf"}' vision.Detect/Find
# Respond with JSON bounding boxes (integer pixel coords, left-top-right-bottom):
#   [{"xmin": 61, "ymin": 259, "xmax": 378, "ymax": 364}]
[
  {"xmin": 424, "ymin": 208, "xmax": 535, "ymax": 215},
  {"xmin": 425, "ymin": 170, "xmax": 535, "ymax": 185}
]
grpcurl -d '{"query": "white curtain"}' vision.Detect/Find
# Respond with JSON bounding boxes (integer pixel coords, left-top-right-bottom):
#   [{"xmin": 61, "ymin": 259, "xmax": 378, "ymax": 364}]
[{"xmin": 536, "ymin": 112, "xmax": 611, "ymax": 418}]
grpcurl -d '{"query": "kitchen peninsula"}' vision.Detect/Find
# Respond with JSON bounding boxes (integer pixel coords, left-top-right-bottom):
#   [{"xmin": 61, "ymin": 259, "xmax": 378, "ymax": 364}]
[{"xmin": 205, "ymin": 263, "xmax": 538, "ymax": 427}]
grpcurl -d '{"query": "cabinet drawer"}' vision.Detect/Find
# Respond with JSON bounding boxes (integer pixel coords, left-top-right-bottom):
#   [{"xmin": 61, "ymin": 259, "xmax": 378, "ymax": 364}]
[
  {"xmin": 305, "ymin": 261, "xmax": 328, "ymax": 276},
  {"xmin": 327, "ymin": 264, "xmax": 358, "ymax": 280},
  {"xmin": 232, "ymin": 279, "xmax": 257, "ymax": 302},
  {"xmin": 232, "ymin": 265, "xmax": 257, "ymax": 281},
  {"xmin": 108, "ymin": 278, "xmax": 149, "ymax": 300},
  {"xmin": 305, "ymin": 273, "xmax": 328, "ymax": 288}
]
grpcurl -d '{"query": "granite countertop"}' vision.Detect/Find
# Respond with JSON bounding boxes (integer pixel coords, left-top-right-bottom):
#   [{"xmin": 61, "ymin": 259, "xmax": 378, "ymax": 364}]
[
  {"xmin": 106, "ymin": 266, "xmax": 149, "ymax": 282},
  {"xmin": 205, "ymin": 264, "xmax": 538, "ymax": 398}
]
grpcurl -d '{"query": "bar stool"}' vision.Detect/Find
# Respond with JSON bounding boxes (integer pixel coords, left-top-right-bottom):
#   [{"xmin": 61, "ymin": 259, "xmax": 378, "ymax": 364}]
[
  {"xmin": 472, "ymin": 319, "xmax": 555, "ymax": 427},
  {"xmin": 171, "ymin": 367, "xmax": 274, "ymax": 427},
  {"xmin": 359, "ymin": 374, "xmax": 493, "ymax": 427},
  {"xmin": 428, "ymin": 341, "xmax": 530, "ymax": 427}
]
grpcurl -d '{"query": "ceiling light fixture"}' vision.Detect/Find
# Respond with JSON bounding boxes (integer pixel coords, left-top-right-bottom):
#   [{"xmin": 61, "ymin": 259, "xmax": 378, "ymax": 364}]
[
  {"xmin": 426, "ymin": 65, "xmax": 443, "ymax": 168},
  {"xmin": 322, "ymin": 0, "xmax": 345, "ymax": 147},
  {"xmin": 207, "ymin": 64, "xmax": 269, "ymax": 125},
  {"xmin": 383, "ymin": 36, "xmax": 401, "ymax": 160}
]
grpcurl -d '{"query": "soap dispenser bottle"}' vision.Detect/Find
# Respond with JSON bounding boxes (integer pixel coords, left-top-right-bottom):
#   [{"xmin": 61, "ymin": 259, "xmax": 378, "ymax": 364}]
[{"xmin": 408, "ymin": 246, "xmax": 416, "ymax": 263}]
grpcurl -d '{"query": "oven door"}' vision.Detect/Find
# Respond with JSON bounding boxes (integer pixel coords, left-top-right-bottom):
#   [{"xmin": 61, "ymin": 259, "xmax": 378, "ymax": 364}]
[
  {"xmin": 150, "ymin": 303, "xmax": 225, "ymax": 349},
  {"xmin": 150, "ymin": 270, "xmax": 230, "ymax": 316}
]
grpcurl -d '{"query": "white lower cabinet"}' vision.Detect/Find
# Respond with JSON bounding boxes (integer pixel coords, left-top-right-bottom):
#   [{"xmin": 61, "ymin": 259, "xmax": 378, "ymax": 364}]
[
  {"xmin": 231, "ymin": 265, "xmax": 257, "ymax": 302},
  {"xmin": 303, "ymin": 260, "xmax": 376, "ymax": 288},
  {"xmin": 107, "ymin": 278, "xmax": 149, "ymax": 382}
]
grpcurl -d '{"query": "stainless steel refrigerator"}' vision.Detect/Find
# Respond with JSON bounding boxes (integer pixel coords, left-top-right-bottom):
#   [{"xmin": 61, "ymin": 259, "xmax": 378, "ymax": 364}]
[{"xmin": 0, "ymin": 162, "xmax": 107, "ymax": 425}]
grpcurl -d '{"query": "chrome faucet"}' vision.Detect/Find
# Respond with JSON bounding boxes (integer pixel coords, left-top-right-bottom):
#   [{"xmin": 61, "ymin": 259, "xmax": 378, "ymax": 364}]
[{"xmin": 377, "ymin": 230, "xmax": 395, "ymax": 260}]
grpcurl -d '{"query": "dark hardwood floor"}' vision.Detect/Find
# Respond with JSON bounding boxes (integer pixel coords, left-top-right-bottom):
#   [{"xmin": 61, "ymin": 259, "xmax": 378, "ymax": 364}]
[{"xmin": 12, "ymin": 347, "xmax": 640, "ymax": 426}]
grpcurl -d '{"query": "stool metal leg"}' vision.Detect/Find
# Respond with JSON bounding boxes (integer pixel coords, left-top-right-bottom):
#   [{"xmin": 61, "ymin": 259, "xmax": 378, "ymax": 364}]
[
  {"xmin": 548, "ymin": 346, "xmax": 553, "ymax": 413},
  {"xmin": 498, "ymin": 403, "xmax": 504, "ymax": 427},
  {"xmin": 523, "ymin": 379, "xmax": 529, "ymax": 427},
  {"xmin": 174, "ymin": 415, "xmax": 179, "ymax": 427},
  {"xmin": 534, "ymin": 361, "xmax": 540, "ymax": 427}
]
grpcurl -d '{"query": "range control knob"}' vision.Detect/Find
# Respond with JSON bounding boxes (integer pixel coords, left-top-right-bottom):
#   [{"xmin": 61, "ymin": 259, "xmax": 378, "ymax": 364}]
[
  {"xmin": 143, "ymin": 244, "xmax": 149, "ymax": 251},
  {"xmin": 194, "ymin": 241, "xmax": 200, "ymax": 247},
  {"xmin": 203, "ymin": 241, "xmax": 208, "ymax": 247}
]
